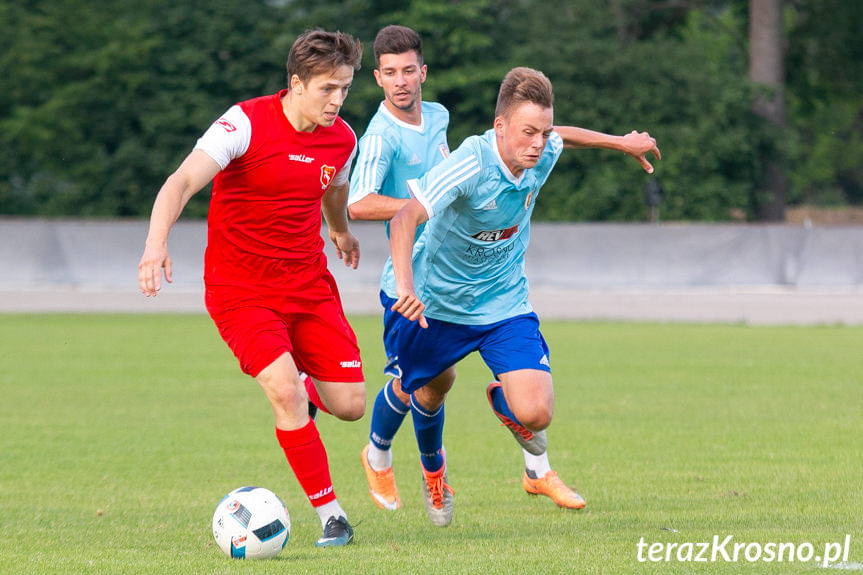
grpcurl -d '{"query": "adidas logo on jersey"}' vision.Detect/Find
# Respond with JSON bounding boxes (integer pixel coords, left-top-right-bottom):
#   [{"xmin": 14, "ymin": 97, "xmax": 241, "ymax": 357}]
[
  {"xmin": 540, "ymin": 354, "xmax": 550, "ymax": 367},
  {"xmin": 408, "ymin": 154, "xmax": 422, "ymax": 166},
  {"xmin": 483, "ymin": 199, "xmax": 498, "ymax": 210}
]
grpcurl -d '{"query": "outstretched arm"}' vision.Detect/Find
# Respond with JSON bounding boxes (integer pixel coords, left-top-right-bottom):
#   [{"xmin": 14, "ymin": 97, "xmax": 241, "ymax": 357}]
[
  {"xmin": 553, "ymin": 126, "xmax": 661, "ymax": 174},
  {"xmin": 138, "ymin": 150, "xmax": 220, "ymax": 296}
]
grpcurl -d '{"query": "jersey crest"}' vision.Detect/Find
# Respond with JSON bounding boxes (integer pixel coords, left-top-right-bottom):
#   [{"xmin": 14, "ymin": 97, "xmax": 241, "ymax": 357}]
[{"xmin": 320, "ymin": 165, "xmax": 336, "ymax": 189}]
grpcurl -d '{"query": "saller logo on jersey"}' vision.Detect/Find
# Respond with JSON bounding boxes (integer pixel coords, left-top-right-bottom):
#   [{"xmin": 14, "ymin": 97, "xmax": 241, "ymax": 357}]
[
  {"xmin": 216, "ymin": 118, "xmax": 236, "ymax": 132},
  {"xmin": 471, "ymin": 224, "xmax": 519, "ymax": 242},
  {"xmin": 320, "ymin": 165, "xmax": 336, "ymax": 189}
]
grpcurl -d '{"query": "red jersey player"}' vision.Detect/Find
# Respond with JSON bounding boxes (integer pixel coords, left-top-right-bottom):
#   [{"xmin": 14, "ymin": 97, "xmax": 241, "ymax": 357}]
[{"xmin": 137, "ymin": 30, "xmax": 365, "ymax": 547}]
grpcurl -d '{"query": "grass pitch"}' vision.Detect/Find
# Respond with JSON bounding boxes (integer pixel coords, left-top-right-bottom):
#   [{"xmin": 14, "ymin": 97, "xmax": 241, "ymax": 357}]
[{"xmin": 1, "ymin": 314, "xmax": 862, "ymax": 574}]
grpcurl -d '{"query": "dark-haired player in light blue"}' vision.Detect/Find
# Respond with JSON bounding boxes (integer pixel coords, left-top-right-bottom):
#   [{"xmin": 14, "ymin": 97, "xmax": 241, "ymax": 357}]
[
  {"xmin": 388, "ymin": 67, "xmax": 660, "ymax": 526},
  {"xmin": 349, "ymin": 27, "xmax": 572, "ymax": 516}
]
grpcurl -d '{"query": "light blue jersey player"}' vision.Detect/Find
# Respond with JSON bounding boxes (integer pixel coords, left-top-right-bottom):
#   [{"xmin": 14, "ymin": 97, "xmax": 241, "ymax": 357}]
[
  {"xmin": 348, "ymin": 26, "xmax": 450, "ymax": 514},
  {"xmin": 350, "ymin": 28, "xmax": 566, "ymax": 520},
  {"xmin": 349, "ymin": 99, "xmax": 449, "ymax": 298},
  {"xmin": 389, "ymin": 67, "xmax": 661, "ymax": 526},
  {"xmin": 405, "ymin": 127, "xmax": 562, "ymax": 325}
]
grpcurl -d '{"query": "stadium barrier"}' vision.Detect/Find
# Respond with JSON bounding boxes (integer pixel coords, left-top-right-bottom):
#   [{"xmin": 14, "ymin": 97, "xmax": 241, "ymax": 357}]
[{"xmin": 3, "ymin": 218, "xmax": 863, "ymax": 323}]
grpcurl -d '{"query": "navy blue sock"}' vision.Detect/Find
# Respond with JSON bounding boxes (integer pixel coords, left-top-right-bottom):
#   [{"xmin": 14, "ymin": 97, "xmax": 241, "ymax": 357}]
[
  {"xmin": 411, "ymin": 394, "xmax": 445, "ymax": 472},
  {"xmin": 489, "ymin": 383, "xmax": 524, "ymax": 426},
  {"xmin": 369, "ymin": 379, "xmax": 409, "ymax": 450}
]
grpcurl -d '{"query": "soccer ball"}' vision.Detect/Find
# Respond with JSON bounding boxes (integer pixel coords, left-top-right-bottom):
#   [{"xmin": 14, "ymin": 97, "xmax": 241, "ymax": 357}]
[{"xmin": 212, "ymin": 486, "xmax": 290, "ymax": 559}]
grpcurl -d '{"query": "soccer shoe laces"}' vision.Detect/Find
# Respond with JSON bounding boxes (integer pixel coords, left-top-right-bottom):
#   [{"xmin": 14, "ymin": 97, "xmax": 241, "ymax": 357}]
[
  {"xmin": 424, "ymin": 470, "xmax": 455, "ymax": 508},
  {"xmin": 496, "ymin": 413, "xmax": 534, "ymax": 441}
]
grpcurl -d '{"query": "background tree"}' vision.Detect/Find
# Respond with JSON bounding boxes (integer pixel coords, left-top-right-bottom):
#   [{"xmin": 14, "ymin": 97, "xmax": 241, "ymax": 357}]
[
  {"xmin": 749, "ymin": 0, "xmax": 787, "ymax": 221},
  {"xmin": 1, "ymin": 0, "xmax": 860, "ymax": 221}
]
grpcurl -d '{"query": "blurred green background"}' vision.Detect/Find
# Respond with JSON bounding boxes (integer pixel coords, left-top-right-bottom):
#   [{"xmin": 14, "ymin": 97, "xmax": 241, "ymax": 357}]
[{"xmin": 1, "ymin": 0, "xmax": 861, "ymax": 222}]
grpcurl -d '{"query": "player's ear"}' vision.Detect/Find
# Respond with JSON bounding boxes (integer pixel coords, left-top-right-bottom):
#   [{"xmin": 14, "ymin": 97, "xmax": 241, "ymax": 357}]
[
  {"xmin": 493, "ymin": 115, "xmax": 505, "ymax": 135},
  {"xmin": 290, "ymin": 74, "xmax": 304, "ymax": 94},
  {"xmin": 373, "ymin": 69, "xmax": 383, "ymax": 87},
  {"xmin": 419, "ymin": 64, "xmax": 428, "ymax": 83}
]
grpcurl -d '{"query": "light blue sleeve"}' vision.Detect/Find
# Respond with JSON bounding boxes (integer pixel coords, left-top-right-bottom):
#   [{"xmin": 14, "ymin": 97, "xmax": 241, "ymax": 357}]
[
  {"xmin": 406, "ymin": 140, "xmax": 482, "ymax": 218},
  {"xmin": 348, "ymin": 133, "xmax": 395, "ymax": 205}
]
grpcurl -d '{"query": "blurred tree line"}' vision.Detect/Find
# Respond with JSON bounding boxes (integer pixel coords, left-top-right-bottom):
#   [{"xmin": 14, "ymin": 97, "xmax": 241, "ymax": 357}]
[{"xmin": 1, "ymin": 0, "xmax": 860, "ymax": 221}]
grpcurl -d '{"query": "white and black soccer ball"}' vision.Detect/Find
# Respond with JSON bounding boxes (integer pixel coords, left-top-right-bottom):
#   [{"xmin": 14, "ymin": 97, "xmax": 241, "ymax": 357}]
[{"xmin": 212, "ymin": 486, "xmax": 290, "ymax": 559}]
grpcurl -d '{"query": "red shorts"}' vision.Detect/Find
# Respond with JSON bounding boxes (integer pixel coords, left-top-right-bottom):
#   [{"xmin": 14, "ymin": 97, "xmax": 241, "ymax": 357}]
[{"xmin": 205, "ymin": 269, "xmax": 364, "ymax": 382}]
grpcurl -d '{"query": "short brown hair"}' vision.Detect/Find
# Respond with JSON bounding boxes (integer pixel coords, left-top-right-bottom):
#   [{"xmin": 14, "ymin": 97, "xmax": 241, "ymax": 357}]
[
  {"xmin": 494, "ymin": 67, "xmax": 554, "ymax": 119},
  {"xmin": 286, "ymin": 29, "xmax": 363, "ymax": 86},
  {"xmin": 373, "ymin": 25, "xmax": 423, "ymax": 68}
]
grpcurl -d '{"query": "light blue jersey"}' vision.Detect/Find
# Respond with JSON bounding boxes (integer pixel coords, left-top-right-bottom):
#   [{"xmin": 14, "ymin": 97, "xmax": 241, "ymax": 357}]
[
  {"xmin": 348, "ymin": 101, "xmax": 450, "ymax": 297},
  {"xmin": 405, "ymin": 128, "xmax": 564, "ymax": 325}
]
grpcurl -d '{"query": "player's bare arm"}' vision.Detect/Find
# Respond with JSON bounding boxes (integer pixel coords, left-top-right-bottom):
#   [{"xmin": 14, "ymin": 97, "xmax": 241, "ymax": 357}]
[
  {"xmin": 389, "ymin": 198, "xmax": 429, "ymax": 328},
  {"xmin": 322, "ymin": 182, "xmax": 360, "ymax": 269},
  {"xmin": 138, "ymin": 150, "xmax": 221, "ymax": 297},
  {"xmin": 553, "ymin": 125, "xmax": 661, "ymax": 174},
  {"xmin": 347, "ymin": 193, "xmax": 411, "ymax": 221}
]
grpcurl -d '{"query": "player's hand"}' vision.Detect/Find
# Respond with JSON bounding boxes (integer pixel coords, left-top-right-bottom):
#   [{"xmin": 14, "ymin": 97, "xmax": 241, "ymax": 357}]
[
  {"xmin": 392, "ymin": 290, "xmax": 428, "ymax": 329},
  {"xmin": 138, "ymin": 241, "xmax": 172, "ymax": 297},
  {"xmin": 329, "ymin": 229, "xmax": 360, "ymax": 269},
  {"xmin": 621, "ymin": 130, "xmax": 661, "ymax": 174}
]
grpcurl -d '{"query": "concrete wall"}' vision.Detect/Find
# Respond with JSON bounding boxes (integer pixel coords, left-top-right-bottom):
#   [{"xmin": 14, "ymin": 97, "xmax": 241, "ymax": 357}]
[{"xmin": 3, "ymin": 218, "xmax": 863, "ymax": 324}]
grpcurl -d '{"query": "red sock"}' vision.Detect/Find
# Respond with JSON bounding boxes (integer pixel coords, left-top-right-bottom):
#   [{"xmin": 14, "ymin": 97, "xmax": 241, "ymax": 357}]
[
  {"xmin": 275, "ymin": 421, "xmax": 336, "ymax": 507},
  {"xmin": 302, "ymin": 372, "xmax": 330, "ymax": 415}
]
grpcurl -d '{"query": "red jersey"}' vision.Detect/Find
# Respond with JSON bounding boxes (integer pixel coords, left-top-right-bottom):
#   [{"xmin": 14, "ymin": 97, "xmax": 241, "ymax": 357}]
[{"xmin": 195, "ymin": 90, "xmax": 357, "ymax": 287}]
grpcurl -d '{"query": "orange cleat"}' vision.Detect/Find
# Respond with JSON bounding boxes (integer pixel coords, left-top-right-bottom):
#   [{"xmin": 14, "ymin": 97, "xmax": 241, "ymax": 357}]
[
  {"xmin": 522, "ymin": 470, "xmax": 586, "ymax": 509},
  {"xmin": 361, "ymin": 444, "xmax": 401, "ymax": 510},
  {"xmin": 420, "ymin": 450, "xmax": 454, "ymax": 527}
]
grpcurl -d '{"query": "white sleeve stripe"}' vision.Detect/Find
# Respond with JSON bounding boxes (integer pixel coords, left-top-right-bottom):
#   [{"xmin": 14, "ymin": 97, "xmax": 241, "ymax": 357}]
[
  {"xmin": 550, "ymin": 131, "xmax": 563, "ymax": 154},
  {"xmin": 421, "ymin": 156, "xmax": 481, "ymax": 206},
  {"xmin": 366, "ymin": 135, "xmax": 382, "ymax": 194},
  {"xmin": 353, "ymin": 137, "xmax": 371, "ymax": 189},
  {"xmin": 407, "ymin": 179, "xmax": 434, "ymax": 218},
  {"xmin": 352, "ymin": 134, "xmax": 382, "ymax": 197}
]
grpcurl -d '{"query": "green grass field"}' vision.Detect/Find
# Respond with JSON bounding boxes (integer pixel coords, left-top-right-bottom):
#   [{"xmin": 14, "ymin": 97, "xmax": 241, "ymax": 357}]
[{"xmin": 1, "ymin": 314, "xmax": 862, "ymax": 574}]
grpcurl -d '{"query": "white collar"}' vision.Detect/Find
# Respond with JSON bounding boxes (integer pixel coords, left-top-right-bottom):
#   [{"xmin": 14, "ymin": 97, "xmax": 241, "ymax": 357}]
[{"xmin": 379, "ymin": 102, "xmax": 425, "ymax": 133}]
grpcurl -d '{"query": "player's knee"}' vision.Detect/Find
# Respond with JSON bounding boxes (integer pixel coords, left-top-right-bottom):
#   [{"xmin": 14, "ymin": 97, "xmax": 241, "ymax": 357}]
[
  {"xmin": 391, "ymin": 378, "xmax": 410, "ymax": 404},
  {"xmin": 328, "ymin": 385, "xmax": 366, "ymax": 421},
  {"xmin": 516, "ymin": 403, "xmax": 553, "ymax": 431},
  {"xmin": 265, "ymin": 379, "xmax": 307, "ymax": 413},
  {"xmin": 338, "ymin": 395, "xmax": 365, "ymax": 421}
]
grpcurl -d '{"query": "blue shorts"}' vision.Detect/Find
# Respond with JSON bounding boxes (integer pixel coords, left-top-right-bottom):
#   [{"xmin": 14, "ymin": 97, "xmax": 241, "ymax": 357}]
[
  {"xmin": 386, "ymin": 305, "xmax": 551, "ymax": 394},
  {"xmin": 380, "ymin": 291, "xmax": 403, "ymax": 379}
]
